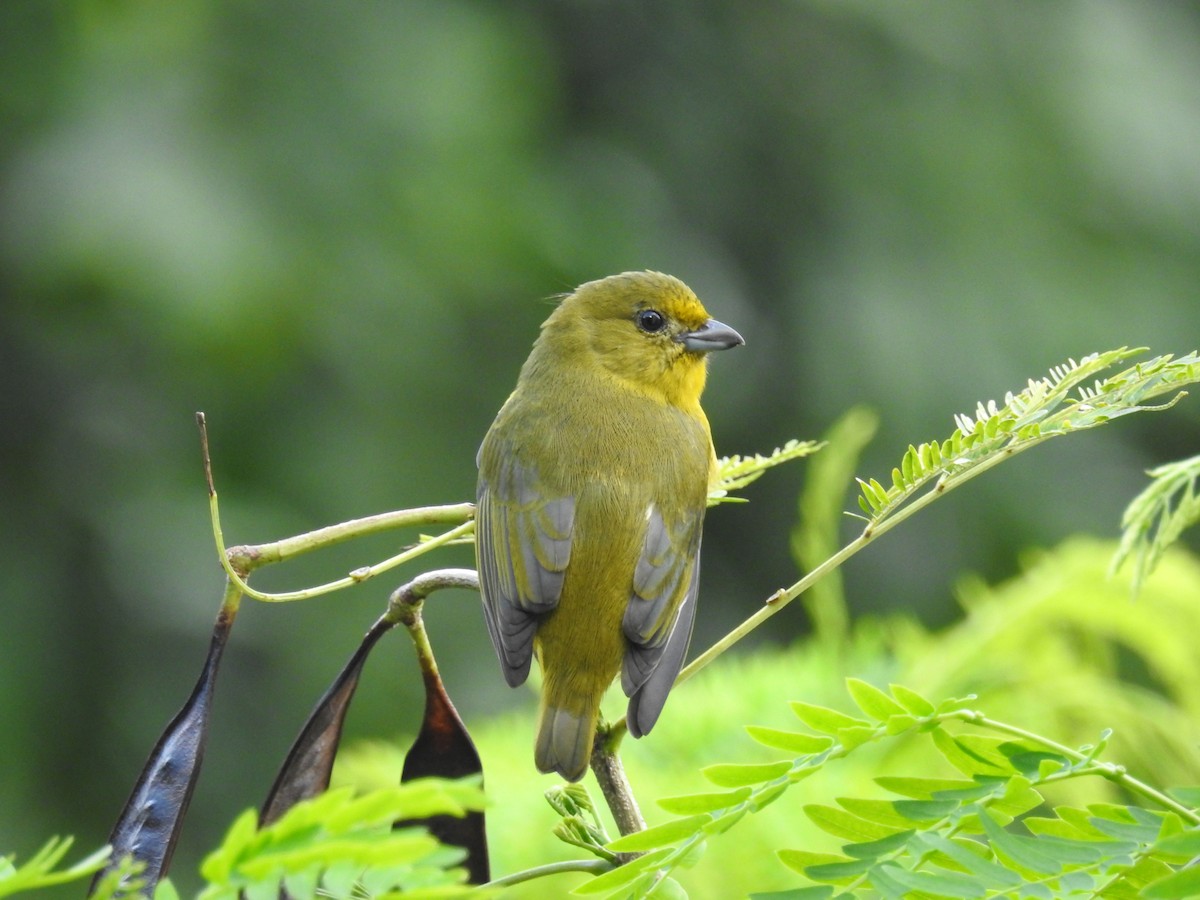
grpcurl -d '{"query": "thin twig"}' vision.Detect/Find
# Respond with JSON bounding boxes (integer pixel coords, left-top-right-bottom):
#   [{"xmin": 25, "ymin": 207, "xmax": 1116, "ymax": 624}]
[
  {"xmin": 590, "ymin": 723, "xmax": 646, "ymax": 864},
  {"xmin": 483, "ymin": 858, "xmax": 612, "ymax": 888}
]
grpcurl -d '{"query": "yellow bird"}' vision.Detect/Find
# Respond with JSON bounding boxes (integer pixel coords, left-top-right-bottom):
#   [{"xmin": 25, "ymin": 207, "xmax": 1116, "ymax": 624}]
[{"xmin": 475, "ymin": 271, "xmax": 743, "ymax": 781}]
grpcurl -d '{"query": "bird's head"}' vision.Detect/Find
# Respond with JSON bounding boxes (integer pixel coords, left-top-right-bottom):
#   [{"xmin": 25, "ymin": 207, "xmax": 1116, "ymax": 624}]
[{"xmin": 541, "ymin": 271, "xmax": 743, "ymax": 408}]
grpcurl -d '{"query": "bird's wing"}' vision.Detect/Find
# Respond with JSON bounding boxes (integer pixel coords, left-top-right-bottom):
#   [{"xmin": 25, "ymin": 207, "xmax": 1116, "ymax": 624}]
[
  {"xmin": 622, "ymin": 503, "xmax": 703, "ymax": 736},
  {"xmin": 476, "ymin": 442, "xmax": 574, "ymax": 687}
]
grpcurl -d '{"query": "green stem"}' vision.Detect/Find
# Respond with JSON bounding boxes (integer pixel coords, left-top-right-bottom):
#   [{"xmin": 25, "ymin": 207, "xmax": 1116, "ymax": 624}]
[
  {"xmin": 248, "ymin": 503, "xmax": 474, "ymax": 568},
  {"xmin": 210, "ymin": 492, "xmax": 474, "ymax": 602},
  {"xmin": 949, "ymin": 710, "xmax": 1200, "ymax": 825},
  {"xmin": 484, "ymin": 858, "xmax": 612, "ymax": 888},
  {"xmin": 674, "ymin": 433, "xmax": 1057, "ymax": 691},
  {"xmin": 199, "ymin": 412, "xmax": 476, "ymax": 603}
]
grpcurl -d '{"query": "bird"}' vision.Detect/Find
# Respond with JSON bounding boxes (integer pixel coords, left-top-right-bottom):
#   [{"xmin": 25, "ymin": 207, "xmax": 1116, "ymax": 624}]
[{"xmin": 475, "ymin": 271, "xmax": 743, "ymax": 781}]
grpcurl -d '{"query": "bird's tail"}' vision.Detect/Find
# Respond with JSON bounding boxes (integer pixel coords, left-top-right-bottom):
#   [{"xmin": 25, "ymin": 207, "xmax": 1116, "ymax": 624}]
[{"xmin": 535, "ymin": 702, "xmax": 597, "ymax": 782}]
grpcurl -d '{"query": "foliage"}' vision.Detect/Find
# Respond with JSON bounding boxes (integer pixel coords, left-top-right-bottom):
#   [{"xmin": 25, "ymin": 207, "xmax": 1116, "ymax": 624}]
[
  {"xmin": 8, "ymin": 8, "xmax": 1200, "ymax": 880},
  {"xmin": 495, "ymin": 347, "xmax": 1200, "ymax": 898},
  {"xmin": 710, "ymin": 440, "xmax": 824, "ymax": 505},
  {"xmin": 0, "ymin": 839, "xmax": 115, "ymax": 899},
  {"xmin": 195, "ymin": 780, "xmax": 486, "ymax": 900},
  {"xmin": 586, "ymin": 678, "xmax": 1200, "ymax": 899},
  {"xmin": 500, "ymin": 534, "xmax": 1200, "ymax": 897},
  {"xmin": 1113, "ymin": 453, "xmax": 1200, "ymax": 598},
  {"xmin": 7, "ymin": 349, "xmax": 1200, "ymax": 899},
  {"xmin": 0, "ymin": 782, "xmax": 486, "ymax": 900},
  {"xmin": 854, "ymin": 349, "xmax": 1197, "ymax": 524}
]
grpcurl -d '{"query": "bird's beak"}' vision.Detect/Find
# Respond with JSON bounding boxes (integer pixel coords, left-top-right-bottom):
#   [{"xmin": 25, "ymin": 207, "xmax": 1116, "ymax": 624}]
[{"xmin": 678, "ymin": 318, "xmax": 745, "ymax": 353}]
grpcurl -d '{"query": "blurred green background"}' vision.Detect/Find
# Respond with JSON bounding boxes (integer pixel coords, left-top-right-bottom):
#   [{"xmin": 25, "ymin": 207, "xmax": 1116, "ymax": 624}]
[{"xmin": 2, "ymin": 0, "xmax": 1199, "ymax": 891}]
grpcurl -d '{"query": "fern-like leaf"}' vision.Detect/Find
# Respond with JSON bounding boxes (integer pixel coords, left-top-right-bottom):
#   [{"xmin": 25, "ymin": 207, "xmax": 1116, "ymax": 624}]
[
  {"xmin": 856, "ymin": 348, "xmax": 1199, "ymax": 525},
  {"xmin": 710, "ymin": 440, "xmax": 823, "ymax": 505},
  {"xmin": 601, "ymin": 679, "xmax": 1200, "ymax": 898},
  {"xmin": 1112, "ymin": 453, "xmax": 1200, "ymax": 598},
  {"xmin": 0, "ymin": 838, "xmax": 115, "ymax": 898},
  {"xmin": 196, "ymin": 780, "xmax": 484, "ymax": 900}
]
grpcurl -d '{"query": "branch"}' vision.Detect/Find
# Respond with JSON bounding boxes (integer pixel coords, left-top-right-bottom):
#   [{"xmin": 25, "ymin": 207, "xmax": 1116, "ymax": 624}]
[
  {"xmin": 634, "ymin": 349, "xmax": 1200, "ymax": 726},
  {"xmin": 195, "ymin": 412, "xmax": 474, "ymax": 602}
]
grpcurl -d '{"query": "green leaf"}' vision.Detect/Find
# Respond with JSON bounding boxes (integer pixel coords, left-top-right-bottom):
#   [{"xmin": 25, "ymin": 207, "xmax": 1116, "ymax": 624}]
[
  {"xmin": 1023, "ymin": 815, "xmax": 1123, "ymax": 844},
  {"xmin": 748, "ymin": 781, "xmax": 790, "ymax": 812},
  {"xmin": 891, "ymin": 799, "xmax": 959, "ymax": 823},
  {"xmin": 908, "ymin": 833, "xmax": 1021, "ymax": 889},
  {"xmin": 803, "ymin": 858, "xmax": 873, "ymax": 883},
  {"xmin": 1156, "ymin": 811, "xmax": 1188, "ymax": 846},
  {"xmin": 873, "ymin": 862, "xmax": 987, "ymax": 898},
  {"xmin": 846, "ymin": 678, "xmax": 906, "ymax": 721},
  {"xmin": 990, "ymin": 775, "xmax": 1044, "ymax": 818},
  {"xmin": 657, "ymin": 788, "xmax": 752, "ymax": 815},
  {"xmin": 855, "ymin": 478, "xmax": 883, "ymax": 513},
  {"xmin": 0, "ymin": 838, "xmax": 112, "ymax": 898},
  {"xmin": 714, "ymin": 440, "xmax": 823, "ymax": 502},
  {"xmin": 884, "ymin": 714, "xmax": 918, "ymax": 735},
  {"xmin": 1058, "ymin": 869, "xmax": 1097, "ymax": 893},
  {"xmin": 749, "ymin": 888, "xmax": 834, "ymax": 900},
  {"xmin": 933, "ymin": 778, "xmax": 1008, "ymax": 804},
  {"xmin": 1088, "ymin": 817, "xmax": 1162, "ymax": 843},
  {"xmin": 874, "ymin": 776, "xmax": 980, "ymax": 800},
  {"xmin": 790, "ymin": 702, "xmax": 870, "ymax": 734},
  {"xmin": 977, "ymin": 809, "xmax": 1062, "ymax": 875},
  {"xmin": 864, "ymin": 862, "xmax": 909, "ymax": 900},
  {"xmin": 1141, "ymin": 865, "xmax": 1200, "ymax": 899},
  {"xmin": 1003, "ymin": 750, "xmax": 1068, "ymax": 778},
  {"xmin": 1014, "ymin": 834, "xmax": 1111, "ymax": 866},
  {"xmin": 837, "ymin": 725, "xmax": 879, "ymax": 750},
  {"xmin": 836, "ymin": 798, "xmax": 915, "ymax": 830},
  {"xmin": 841, "ymin": 830, "xmax": 914, "ymax": 860},
  {"xmin": 570, "ymin": 848, "xmax": 672, "ymax": 895},
  {"xmin": 1087, "ymin": 805, "xmax": 1163, "ymax": 842},
  {"xmin": 1088, "ymin": 802, "xmax": 1139, "ymax": 822},
  {"xmin": 683, "ymin": 839, "xmax": 711, "ymax": 872},
  {"xmin": 201, "ymin": 808, "xmax": 261, "ymax": 882},
  {"xmin": 954, "ymin": 735, "xmax": 1020, "ymax": 773},
  {"xmin": 702, "ymin": 806, "xmax": 748, "ymax": 836},
  {"xmin": 744, "ymin": 726, "xmax": 834, "ymax": 754},
  {"xmin": 901, "ymin": 447, "xmax": 916, "ymax": 484},
  {"xmin": 607, "ymin": 816, "xmax": 711, "ymax": 852},
  {"xmin": 776, "ymin": 850, "xmax": 849, "ymax": 875},
  {"xmin": 803, "ymin": 805, "xmax": 905, "ymax": 842},
  {"xmin": 934, "ymin": 694, "xmax": 977, "ymax": 714},
  {"xmin": 646, "ymin": 875, "xmax": 688, "ymax": 899},
  {"xmin": 1115, "ymin": 856, "xmax": 1177, "ymax": 890},
  {"xmin": 1020, "ymin": 815, "xmax": 1078, "ymax": 840},
  {"xmin": 868, "ymin": 478, "xmax": 890, "ymax": 506},
  {"xmin": 1055, "ymin": 806, "xmax": 1114, "ymax": 839},
  {"xmin": 787, "ymin": 767, "xmax": 819, "ymax": 785},
  {"xmin": 1167, "ymin": 786, "xmax": 1200, "ymax": 808},
  {"xmin": 702, "ymin": 761, "xmax": 792, "ymax": 788},
  {"xmin": 930, "ymin": 729, "xmax": 1009, "ymax": 777},
  {"xmin": 1153, "ymin": 827, "xmax": 1200, "ymax": 857}
]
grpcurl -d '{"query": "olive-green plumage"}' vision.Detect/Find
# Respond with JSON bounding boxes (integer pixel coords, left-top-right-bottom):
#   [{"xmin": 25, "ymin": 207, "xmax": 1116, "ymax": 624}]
[{"xmin": 475, "ymin": 271, "xmax": 743, "ymax": 781}]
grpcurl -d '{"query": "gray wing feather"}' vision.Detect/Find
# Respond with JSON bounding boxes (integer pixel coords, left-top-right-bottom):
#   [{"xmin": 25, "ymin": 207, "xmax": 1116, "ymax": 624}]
[
  {"xmin": 623, "ymin": 505, "xmax": 691, "ymax": 647},
  {"xmin": 476, "ymin": 444, "xmax": 574, "ymax": 687},
  {"xmin": 621, "ymin": 501, "xmax": 702, "ymax": 719},
  {"xmin": 626, "ymin": 543, "xmax": 700, "ymax": 738}
]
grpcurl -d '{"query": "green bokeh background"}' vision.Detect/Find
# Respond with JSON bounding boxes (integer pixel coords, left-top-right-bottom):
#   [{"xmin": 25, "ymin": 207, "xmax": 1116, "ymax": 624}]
[{"xmin": 2, "ymin": 0, "xmax": 1198, "ymax": 889}]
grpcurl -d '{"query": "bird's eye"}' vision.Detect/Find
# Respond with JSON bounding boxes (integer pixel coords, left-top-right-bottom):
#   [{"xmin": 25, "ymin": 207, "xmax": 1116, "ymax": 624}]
[{"xmin": 635, "ymin": 309, "xmax": 667, "ymax": 334}]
